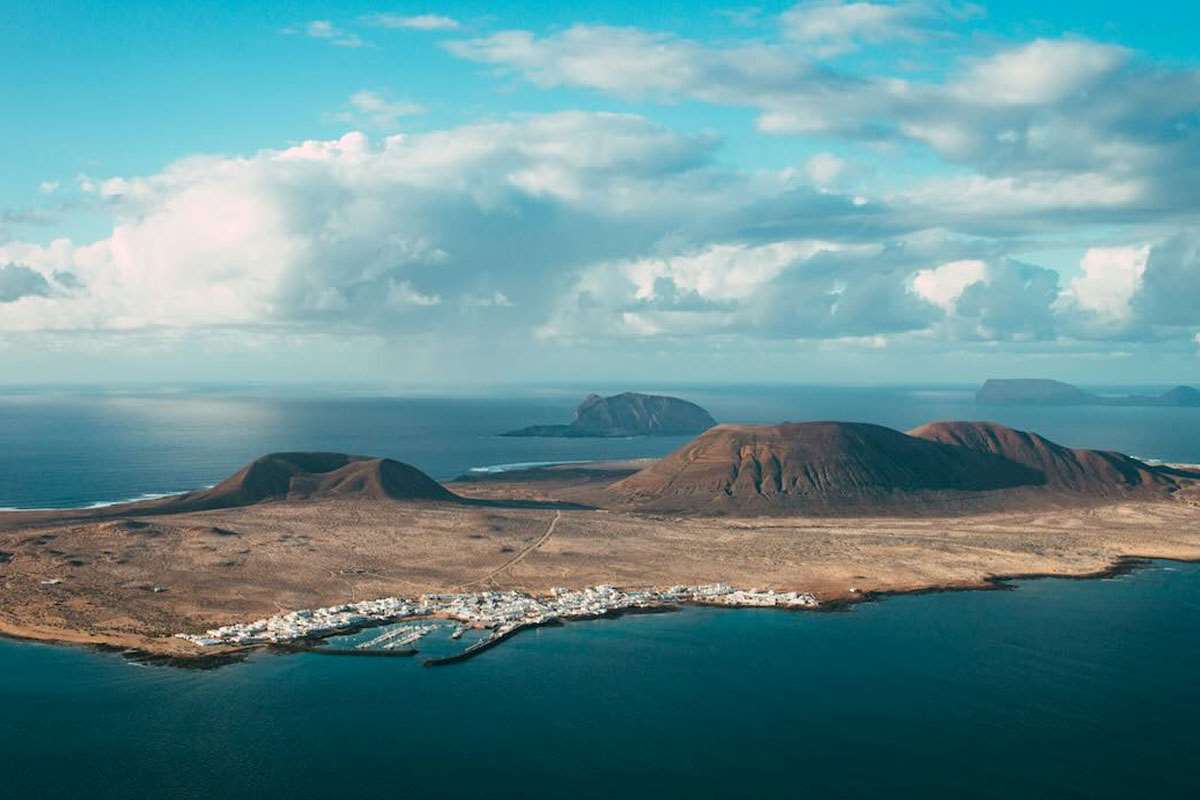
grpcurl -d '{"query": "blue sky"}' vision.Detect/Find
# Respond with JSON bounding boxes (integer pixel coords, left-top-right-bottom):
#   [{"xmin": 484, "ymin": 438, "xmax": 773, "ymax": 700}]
[{"xmin": 3, "ymin": 1, "xmax": 1200, "ymax": 385}]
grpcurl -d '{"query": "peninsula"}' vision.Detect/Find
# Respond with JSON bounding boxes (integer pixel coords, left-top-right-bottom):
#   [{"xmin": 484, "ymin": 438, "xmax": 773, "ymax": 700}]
[
  {"xmin": 501, "ymin": 391, "xmax": 717, "ymax": 437},
  {"xmin": 1, "ymin": 419, "xmax": 1199, "ymax": 662},
  {"xmin": 977, "ymin": 378, "xmax": 1200, "ymax": 406}
]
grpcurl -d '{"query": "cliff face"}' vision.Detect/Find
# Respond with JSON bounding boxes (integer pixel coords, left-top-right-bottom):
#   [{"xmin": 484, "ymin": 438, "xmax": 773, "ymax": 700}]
[{"xmin": 503, "ymin": 392, "xmax": 717, "ymax": 437}]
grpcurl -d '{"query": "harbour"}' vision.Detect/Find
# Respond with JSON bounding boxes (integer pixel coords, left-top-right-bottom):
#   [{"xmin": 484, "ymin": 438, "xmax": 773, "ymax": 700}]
[
  {"xmin": 6, "ymin": 560, "xmax": 1200, "ymax": 799},
  {"xmin": 176, "ymin": 584, "xmax": 820, "ymax": 662}
]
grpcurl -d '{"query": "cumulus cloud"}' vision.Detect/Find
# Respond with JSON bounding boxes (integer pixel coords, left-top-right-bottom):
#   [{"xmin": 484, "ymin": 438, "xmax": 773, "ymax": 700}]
[
  {"xmin": 9, "ymin": 5, "xmax": 1200, "ymax": 365},
  {"xmin": 951, "ymin": 259, "xmax": 1060, "ymax": 341},
  {"xmin": 911, "ymin": 259, "xmax": 987, "ymax": 310},
  {"xmin": 0, "ymin": 113, "xmax": 787, "ymax": 337},
  {"xmin": 1133, "ymin": 233, "xmax": 1200, "ymax": 328},
  {"xmin": 540, "ymin": 239, "xmax": 943, "ymax": 341},
  {"xmin": 912, "ymin": 257, "xmax": 1061, "ymax": 340},
  {"xmin": 1062, "ymin": 245, "xmax": 1148, "ymax": 320}
]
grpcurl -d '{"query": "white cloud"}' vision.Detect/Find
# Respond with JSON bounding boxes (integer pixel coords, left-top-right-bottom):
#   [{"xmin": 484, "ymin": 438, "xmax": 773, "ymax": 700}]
[
  {"xmin": 804, "ymin": 152, "xmax": 847, "ymax": 188},
  {"xmin": 624, "ymin": 240, "xmax": 847, "ymax": 302},
  {"xmin": 952, "ymin": 39, "xmax": 1127, "ymax": 106},
  {"xmin": 463, "ymin": 290, "xmax": 513, "ymax": 307},
  {"xmin": 38, "ymin": 181, "xmax": 59, "ymax": 194},
  {"xmin": 910, "ymin": 257, "xmax": 1066, "ymax": 341},
  {"xmin": 897, "ymin": 172, "xmax": 1146, "ymax": 223},
  {"xmin": 1062, "ymin": 245, "xmax": 1148, "ymax": 319},
  {"xmin": 0, "ymin": 114, "xmax": 748, "ymax": 337},
  {"xmin": 387, "ymin": 280, "xmax": 441, "ymax": 307},
  {"xmin": 910, "ymin": 259, "xmax": 987, "ymax": 310},
  {"xmin": 781, "ymin": 1, "xmax": 928, "ymax": 56},
  {"xmin": 446, "ymin": 20, "xmax": 1200, "ymax": 227},
  {"xmin": 538, "ymin": 239, "xmax": 948, "ymax": 342},
  {"xmin": 365, "ymin": 13, "xmax": 460, "ymax": 31},
  {"xmin": 285, "ymin": 20, "xmax": 367, "ymax": 48},
  {"xmin": 331, "ymin": 90, "xmax": 426, "ymax": 129}
]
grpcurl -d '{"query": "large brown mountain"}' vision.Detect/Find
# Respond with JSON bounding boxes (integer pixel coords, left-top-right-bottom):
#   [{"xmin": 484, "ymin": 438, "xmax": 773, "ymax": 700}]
[
  {"xmin": 608, "ymin": 421, "xmax": 1043, "ymax": 514},
  {"xmin": 151, "ymin": 452, "xmax": 457, "ymax": 513},
  {"xmin": 907, "ymin": 421, "xmax": 1183, "ymax": 495},
  {"xmin": 608, "ymin": 420, "xmax": 1196, "ymax": 515}
]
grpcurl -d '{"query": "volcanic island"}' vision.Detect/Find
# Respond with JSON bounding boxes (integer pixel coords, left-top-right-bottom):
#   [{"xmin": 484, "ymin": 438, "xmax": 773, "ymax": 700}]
[{"xmin": 2, "ymin": 420, "xmax": 1199, "ymax": 664}]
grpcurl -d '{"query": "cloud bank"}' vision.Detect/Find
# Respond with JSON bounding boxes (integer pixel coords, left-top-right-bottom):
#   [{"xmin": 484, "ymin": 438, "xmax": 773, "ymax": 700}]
[{"xmin": 5, "ymin": 1, "xmax": 1200, "ymax": 379}]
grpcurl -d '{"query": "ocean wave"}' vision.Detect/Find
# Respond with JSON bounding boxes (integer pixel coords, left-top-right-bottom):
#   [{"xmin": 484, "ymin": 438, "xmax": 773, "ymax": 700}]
[
  {"xmin": 466, "ymin": 459, "xmax": 592, "ymax": 474},
  {"xmin": 0, "ymin": 488, "xmax": 206, "ymax": 512}
]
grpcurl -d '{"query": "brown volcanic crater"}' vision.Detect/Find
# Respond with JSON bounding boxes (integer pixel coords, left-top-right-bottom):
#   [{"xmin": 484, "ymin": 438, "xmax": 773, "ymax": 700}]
[
  {"xmin": 153, "ymin": 452, "xmax": 457, "ymax": 513},
  {"xmin": 608, "ymin": 420, "xmax": 1196, "ymax": 515},
  {"xmin": 608, "ymin": 421, "xmax": 1044, "ymax": 514}
]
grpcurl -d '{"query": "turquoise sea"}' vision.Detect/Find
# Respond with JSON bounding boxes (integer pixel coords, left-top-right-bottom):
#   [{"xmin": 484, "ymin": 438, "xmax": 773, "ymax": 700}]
[{"xmin": 1, "ymin": 385, "xmax": 1199, "ymax": 798}]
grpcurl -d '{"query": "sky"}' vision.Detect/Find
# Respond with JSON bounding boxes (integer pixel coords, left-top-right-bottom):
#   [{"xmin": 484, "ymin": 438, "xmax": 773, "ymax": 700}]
[{"xmin": 3, "ymin": 0, "xmax": 1200, "ymax": 387}]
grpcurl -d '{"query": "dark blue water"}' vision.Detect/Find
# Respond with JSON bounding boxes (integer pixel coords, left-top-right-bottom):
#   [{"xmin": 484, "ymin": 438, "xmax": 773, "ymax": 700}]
[
  {"xmin": 2, "ymin": 563, "xmax": 1199, "ymax": 799},
  {"xmin": 2, "ymin": 385, "xmax": 1200, "ymax": 798}
]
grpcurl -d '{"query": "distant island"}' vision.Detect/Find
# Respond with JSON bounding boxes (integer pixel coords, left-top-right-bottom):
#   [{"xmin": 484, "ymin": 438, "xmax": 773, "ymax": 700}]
[
  {"xmin": 502, "ymin": 391, "xmax": 717, "ymax": 437},
  {"xmin": 977, "ymin": 378, "xmax": 1200, "ymax": 407}
]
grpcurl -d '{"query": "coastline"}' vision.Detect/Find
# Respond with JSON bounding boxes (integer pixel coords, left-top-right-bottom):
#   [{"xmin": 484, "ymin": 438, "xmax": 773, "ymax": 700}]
[{"xmin": 4, "ymin": 553, "xmax": 1197, "ymax": 668}]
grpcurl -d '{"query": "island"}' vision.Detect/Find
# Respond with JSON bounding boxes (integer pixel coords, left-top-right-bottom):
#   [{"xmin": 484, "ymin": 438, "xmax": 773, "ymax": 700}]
[
  {"xmin": 1, "ymin": 420, "xmax": 1199, "ymax": 664},
  {"xmin": 501, "ymin": 391, "xmax": 717, "ymax": 437},
  {"xmin": 977, "ymin": 378, "xmax": 1200, "ymax": 406}
]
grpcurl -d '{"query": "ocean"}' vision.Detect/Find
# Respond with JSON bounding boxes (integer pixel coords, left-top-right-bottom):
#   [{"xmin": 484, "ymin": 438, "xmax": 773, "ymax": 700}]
[{"xmin": 1, "ymin": 385, "xmax": 1199, "ymax": 798}]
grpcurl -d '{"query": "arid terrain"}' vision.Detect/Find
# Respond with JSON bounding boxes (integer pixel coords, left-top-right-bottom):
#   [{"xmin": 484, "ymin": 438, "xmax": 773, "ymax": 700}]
[{"xmin": 2, "ymin": 421, "xmax": 1199, "ymax": 659}]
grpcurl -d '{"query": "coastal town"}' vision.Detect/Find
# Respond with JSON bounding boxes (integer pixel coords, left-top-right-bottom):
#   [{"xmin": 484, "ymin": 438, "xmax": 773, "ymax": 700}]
[{"xmin": 176, "ymin": 584, "xmax": 820, "ymax": 660}]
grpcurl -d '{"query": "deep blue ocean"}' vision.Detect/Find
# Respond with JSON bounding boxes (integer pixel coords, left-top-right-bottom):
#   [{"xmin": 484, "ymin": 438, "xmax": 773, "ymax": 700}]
[{"xmin": 2, "ymin": 384, "xmax": 1199, "ymax": 798}]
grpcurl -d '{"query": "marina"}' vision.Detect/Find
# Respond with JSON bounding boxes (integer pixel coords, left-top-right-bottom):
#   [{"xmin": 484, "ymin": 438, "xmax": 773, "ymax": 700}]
[{"xmin": 176, "ymin": 584, "xmax": 819, "ymax": 662}]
